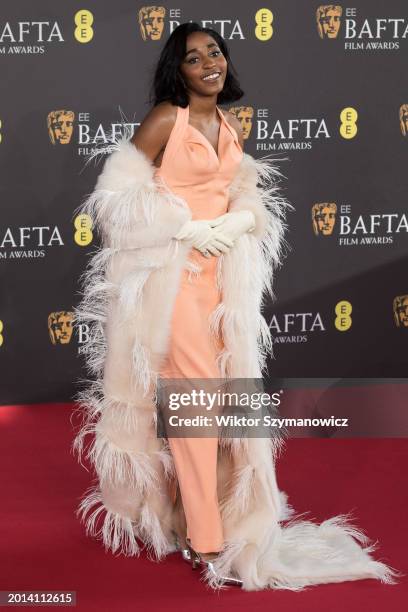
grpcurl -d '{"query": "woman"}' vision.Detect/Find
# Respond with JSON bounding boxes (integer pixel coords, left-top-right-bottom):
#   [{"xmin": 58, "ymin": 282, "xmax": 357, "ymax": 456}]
[{"xmin": 72, "ymin": 22, "xmax": 398, "ymax": 590}]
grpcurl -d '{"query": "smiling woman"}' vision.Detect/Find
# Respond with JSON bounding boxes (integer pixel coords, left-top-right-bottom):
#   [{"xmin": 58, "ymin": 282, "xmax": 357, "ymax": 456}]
[{"xmin": 72, "ymin": 21, "xmax": 399, "ymax": 592}]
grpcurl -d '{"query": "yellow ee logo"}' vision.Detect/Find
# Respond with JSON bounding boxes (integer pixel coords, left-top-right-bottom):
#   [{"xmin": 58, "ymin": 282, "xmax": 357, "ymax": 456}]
[
  {"xmin": 255, "ymin": 8, "xmax": 273, "ymax": 41},
  {"xmin": 74, "ymin": 10, "xmax": 94, "ymax": 43},
  {"xmin": 0, "ymin": 319, "xmax": 3, "ymax": 346},
  {"xmin": 340, "ymin": 107, "xmax": 358, "ymax": 139},
  {"xmin": 74, "ymin": 214, "xmax": 93, "ymax": 246},
  {"xmin": 335, "ymin": 300, "xmax": 352, "ymax": 331}
]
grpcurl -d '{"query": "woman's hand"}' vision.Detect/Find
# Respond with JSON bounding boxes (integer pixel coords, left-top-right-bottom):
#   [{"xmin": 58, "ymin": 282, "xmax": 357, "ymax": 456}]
[
  {"xmin": 209, "ymin": 210, "xmax": 256, "ymax": 242},
  {"xmin": 199, "ymin": 229, "xmax": 234, "ymax": 257},
  {"xmin": 174, "ymin": 220, "xmax": 234, "ymax": 257}
]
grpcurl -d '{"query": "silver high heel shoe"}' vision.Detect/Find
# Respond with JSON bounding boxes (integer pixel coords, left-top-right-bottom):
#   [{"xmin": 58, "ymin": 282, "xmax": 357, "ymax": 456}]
[
  {"xmin": 186, "ymin": 538, "xmax": 243, "ymax": 587},
  {"xmin": 173, "ymin": 532, "xmax": 192, "ymax": 563},
  {"xmin": 181, "ymin": 547, "xmax": 192, "ymax": 563}
]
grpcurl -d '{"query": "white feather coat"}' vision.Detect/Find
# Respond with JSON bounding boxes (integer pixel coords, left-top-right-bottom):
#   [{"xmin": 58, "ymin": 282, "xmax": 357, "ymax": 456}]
[{"xmin": 71, "ymin": 131, "xmax": 398, "ymax": 591}]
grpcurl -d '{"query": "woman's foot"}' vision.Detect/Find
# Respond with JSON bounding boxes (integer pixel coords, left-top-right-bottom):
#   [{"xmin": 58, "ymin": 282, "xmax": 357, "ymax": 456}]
[
  {"xmin": 185, "ymin": 538, "xmax": 243, "ymax": 587},
  {"xmin": 197, "ymin": 550, "xmax": 220, "ymax": 561}
]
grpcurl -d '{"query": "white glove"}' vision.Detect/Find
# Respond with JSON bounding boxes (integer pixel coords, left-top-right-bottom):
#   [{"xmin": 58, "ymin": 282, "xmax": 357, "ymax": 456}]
[
  {"xmin": 209, "ymin": 210, "xmax": 256, "ymax": 242},
  {"xmin": 174, "ymin": 220, "xmax": 233, "ymax": 258}
]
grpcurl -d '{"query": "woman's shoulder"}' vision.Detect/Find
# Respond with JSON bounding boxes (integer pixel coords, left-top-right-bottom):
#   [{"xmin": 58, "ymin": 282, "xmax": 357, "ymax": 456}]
[
  {"xmin": 140, "ymin": 101, "xmax": 178, "ymax": 131},
  {"xmin": 130, "ymin": 101, "xmax": 178, "ymax": 153}
]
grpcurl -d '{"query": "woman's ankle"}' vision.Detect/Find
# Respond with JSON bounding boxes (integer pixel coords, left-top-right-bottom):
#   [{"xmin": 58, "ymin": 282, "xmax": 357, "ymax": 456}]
[{"xmin": 198, "ymin": 550, "xmax": 219, "ymax": 560}]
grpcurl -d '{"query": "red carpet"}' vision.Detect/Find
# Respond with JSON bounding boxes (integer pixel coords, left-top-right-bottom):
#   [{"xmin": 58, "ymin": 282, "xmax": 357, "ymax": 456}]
[{"xmin": 0, "ymin": 403, "xmax": 406, "ymax": 611}]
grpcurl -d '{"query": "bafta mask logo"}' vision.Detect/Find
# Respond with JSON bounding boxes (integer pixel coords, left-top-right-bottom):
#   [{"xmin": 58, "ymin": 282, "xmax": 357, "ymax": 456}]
[
  {"xmin": 139, "ymin": 6, "xmax": 166, "ymax": 41},
  {"xmin": 393, "ymin": 295, "xmax": 408, "ymax": 328},
  {"xmin": 47, "ymin": 110, "xmax": 75, "ymax": 145},
  {"xmin": 48, "ymin": 311, "xmax": 74, "ymax": 344},
  {"xmin": 228, "ymin": 106, "xmax": 254, "ymax": 140},
  {"xmin": 399, "ymin": 105, "xmax": 408, "ymax": 136},
  {"xmin": 312, "ymin": 202, "xmax": 337, "ymax": 236},
  {"xmin": 316, "ymin": 5, "xmax": 342, "ymax": 39}
]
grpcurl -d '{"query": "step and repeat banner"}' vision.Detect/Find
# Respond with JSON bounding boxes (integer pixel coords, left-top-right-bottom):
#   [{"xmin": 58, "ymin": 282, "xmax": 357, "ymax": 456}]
[{"xmin": 0, "ymin": 1, "xmax": 407, "ymax": 404}]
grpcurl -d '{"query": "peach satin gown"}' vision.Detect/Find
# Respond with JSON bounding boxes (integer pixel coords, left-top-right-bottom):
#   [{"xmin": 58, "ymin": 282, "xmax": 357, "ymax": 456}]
[{"xmin": 155, "ymin": 104, "xmax": 243, "ymax": 552}]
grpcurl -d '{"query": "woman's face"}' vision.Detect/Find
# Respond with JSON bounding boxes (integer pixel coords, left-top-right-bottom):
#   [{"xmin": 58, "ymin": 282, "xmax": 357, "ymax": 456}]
[{"xmin": 179, "ymin": 32, "xmax": 228, "ymax": 97}]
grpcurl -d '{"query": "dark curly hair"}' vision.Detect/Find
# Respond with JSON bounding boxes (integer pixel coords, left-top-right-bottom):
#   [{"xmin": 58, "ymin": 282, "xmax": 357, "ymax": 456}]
[{"xmin": 148, "ymin": 22, "xmax": 244, "ymax": 108}]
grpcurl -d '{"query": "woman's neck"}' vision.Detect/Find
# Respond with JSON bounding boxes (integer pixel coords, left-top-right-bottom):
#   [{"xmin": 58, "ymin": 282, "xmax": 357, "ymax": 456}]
[{"xmin": 187, "ymin": 94, "xmax": 218, "ymax": 121}]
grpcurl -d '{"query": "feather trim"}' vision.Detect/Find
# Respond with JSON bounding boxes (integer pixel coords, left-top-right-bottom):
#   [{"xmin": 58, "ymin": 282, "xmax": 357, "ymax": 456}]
[
  {"xmin": 76, "ymin": 483, "xmax": 141, "ymax": 556},
  {"xmin": 76, "ymin": 483, "xmax": 175, "ymax": 559},
  {"xmin": 202, "ymin": 510, "xmax": 401, "ymax": 591},
  {"xmin": 73, "ymin": 128, "xmax": 192, "ymax": 251}
]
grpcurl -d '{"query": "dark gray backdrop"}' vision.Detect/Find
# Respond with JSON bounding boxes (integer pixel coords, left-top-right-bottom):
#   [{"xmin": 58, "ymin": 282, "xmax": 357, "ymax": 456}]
[{"xmin": 0, "ymin": 1, "xmax": 407, "ymax": 404}]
